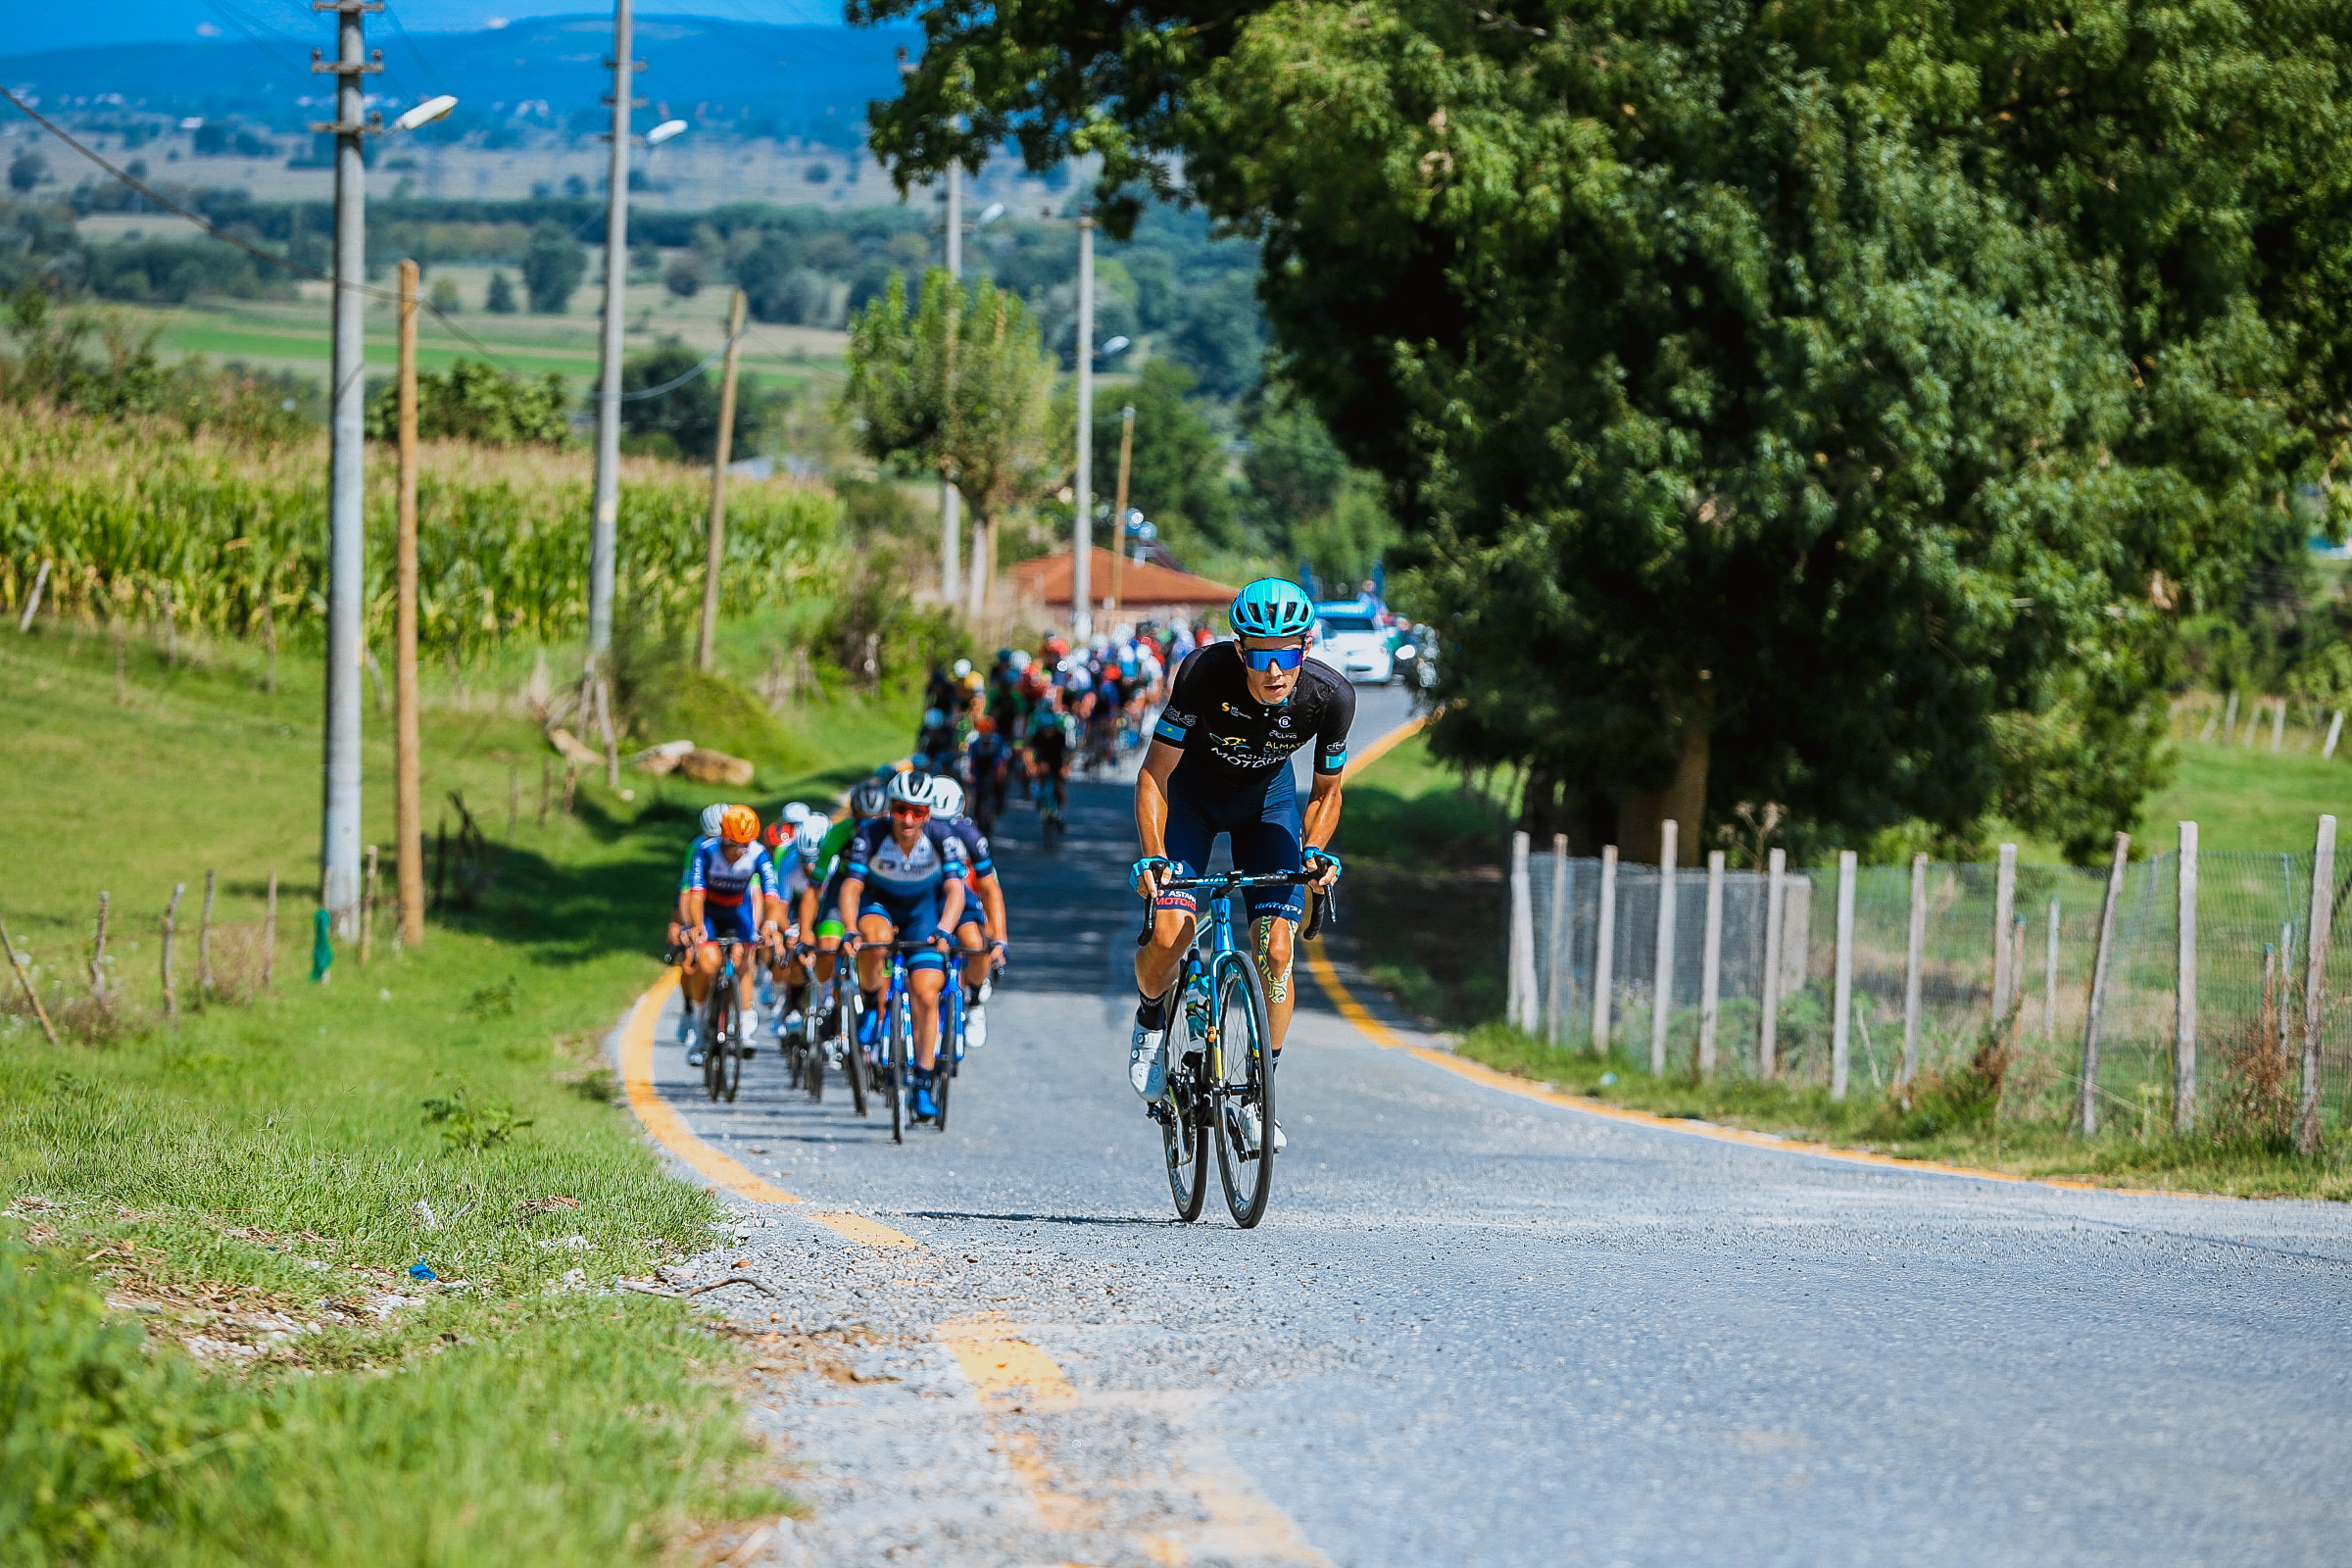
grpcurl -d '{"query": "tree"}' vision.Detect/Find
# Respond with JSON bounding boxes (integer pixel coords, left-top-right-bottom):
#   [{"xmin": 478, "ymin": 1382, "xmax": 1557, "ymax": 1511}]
[
  {"xmin": 1166, "ymin": 271, "xmax": 1263, "ymax": 400},
  {"xmin": 518, "ymin": 222, "xmax": 584, "ymax": 315},
  {"xmin": 483, "ymin": 270, "xmax": 517, "ymax": 314},
  {"xmin": 8, "ymin": 152, "xmax": 47, "ymax": 194},
  {"xmin": 842, "ymin": 268, "xmax": 1054, "ymax": 612},
  {"xmin": 862, "ymin": 0, "xmax": 2349, "ymax": 863},
  {"xmin": 617, "ymin": 340, "xmax": 758, "ymax": 462},
  {"xmin": 364, "ymin": 357, "xmax": 568, "ymax": 447},
  {"xmin": 1243, "ymin": 394, "xmax": 1347, "ymax": 542}
]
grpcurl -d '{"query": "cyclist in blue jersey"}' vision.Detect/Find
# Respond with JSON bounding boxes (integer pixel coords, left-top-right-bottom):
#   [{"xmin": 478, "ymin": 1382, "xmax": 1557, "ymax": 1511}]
[
  {"xmin": 1129, "ymin": 578, "xmax": 1352, "ymax": 1155},
  {"xmin": 836, "ymin": 771, "xmax": 968, "ymax": 1123},
  {"xmin": 923, "ymin": 774, "xmax": 1006, "ymax": 1049},
  {"xmin": 680, "ymin": 805, "xmax": 785, "ymax": 1067},
  {"xmin": 668, "ymin": 803, "xmax": 731, "ymax": 1050},
  {"xmin": 760, "ymin": 816, "xmax": 820, "ymax": 1050}
]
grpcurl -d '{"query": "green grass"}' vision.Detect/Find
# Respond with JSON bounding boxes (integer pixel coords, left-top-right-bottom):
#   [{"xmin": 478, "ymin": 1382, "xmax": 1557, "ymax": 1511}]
[
  {"xmin": 2136, "ymin": 740, "xmax": 2352, "ymax": 851},
  {"xmin": 0, "ymin": 623, "xmax": 910, "ymax": 1564},
  {"xmin": 1454, "ymin": 1023, "xmax": 2352, "ymax": 1199}
]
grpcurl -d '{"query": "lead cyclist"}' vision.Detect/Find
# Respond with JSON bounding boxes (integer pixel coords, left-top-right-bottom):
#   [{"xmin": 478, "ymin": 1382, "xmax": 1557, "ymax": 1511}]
[{"xmin": 1128, "ymin": 578, "xmax": 1352, "ymax": 1155}]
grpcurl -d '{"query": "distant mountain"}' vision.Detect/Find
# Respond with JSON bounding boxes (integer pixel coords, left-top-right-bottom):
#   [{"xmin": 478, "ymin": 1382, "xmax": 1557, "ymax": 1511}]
[
  {"xmin": 0, "ymin": 14, "xmax": 917, "ymax": 144},
  {"xmin": 3, "ymin": 1, "xmax": 844, "ymax": 57}
]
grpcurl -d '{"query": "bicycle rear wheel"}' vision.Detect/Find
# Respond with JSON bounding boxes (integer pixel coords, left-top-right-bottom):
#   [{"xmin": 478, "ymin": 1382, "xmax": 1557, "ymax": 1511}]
[
  {"xmin": 716, "ymin": 982, "xmax": 744, "ymax": 1103},
  {"xmin": 835, "ymin": 966, "xmax": 868, "ymax": 1117},
  {"xmin": 1161, "ymin": 1002, "xmax": 1208, "ymax": 1222},
  {"xmin": 932, "ymin": 990, "xmax": 957, "ymax": 1133},
  {"xmin": 702, "ymin": 984, "xmax": 726, "ymax": 1102},
  {"xmin": 887, "ymin": 989, "xmax": 909, "ymax": 1145},
  {"xmin": 1210, "ymin": 955, "xmax": 1276, "ymax": 1228}
]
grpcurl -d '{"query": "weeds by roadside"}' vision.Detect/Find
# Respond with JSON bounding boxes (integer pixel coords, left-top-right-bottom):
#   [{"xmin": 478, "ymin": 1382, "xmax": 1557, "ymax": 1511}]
[{"xmin": 1453, "ymin": 1022, "xmax": 2352, "ymax": 1200}]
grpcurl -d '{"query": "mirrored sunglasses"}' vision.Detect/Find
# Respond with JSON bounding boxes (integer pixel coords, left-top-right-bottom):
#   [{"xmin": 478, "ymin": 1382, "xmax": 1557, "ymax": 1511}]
[
  {"xmin": 889, "ymin": 802, "xmax": 931, "ymax": 818},
  {"xmin": 1243, "ymin": 646, "xmax": 1306, "ymax": 673}
]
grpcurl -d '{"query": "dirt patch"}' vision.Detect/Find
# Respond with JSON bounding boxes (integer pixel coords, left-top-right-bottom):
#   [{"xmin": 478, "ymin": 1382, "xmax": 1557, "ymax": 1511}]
[{"xmin": 720, "ymin": 1325, "xmax": 906, "ymax": 1387}]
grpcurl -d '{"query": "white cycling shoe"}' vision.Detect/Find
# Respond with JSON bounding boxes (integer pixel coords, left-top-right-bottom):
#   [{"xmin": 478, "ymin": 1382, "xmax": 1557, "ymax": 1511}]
[
  {"xmin": 1129, "ymin": 1020, "xmax": 1165, "ymax": 1100},
  {"xmin": 964, "ymin": 991, "xmax": 988, "ymax": 1049},
  {"xmin": 1234, "ymin": 1102, "xmax": 1286, "ymax": 1155}
]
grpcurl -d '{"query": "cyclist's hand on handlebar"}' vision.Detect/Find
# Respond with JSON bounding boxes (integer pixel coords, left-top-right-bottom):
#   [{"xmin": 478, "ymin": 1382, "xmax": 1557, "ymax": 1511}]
[
  {"xmin": 929, "ymin": 928, "xmax": 956, "ymax": 954},
  {"xmin": 1304, "ymin": 848, "xmax": 1344, "ymax": 891},
  {"xmin": 1130, "ymin": 856, "xmax": 1173, "ymax": 900}
]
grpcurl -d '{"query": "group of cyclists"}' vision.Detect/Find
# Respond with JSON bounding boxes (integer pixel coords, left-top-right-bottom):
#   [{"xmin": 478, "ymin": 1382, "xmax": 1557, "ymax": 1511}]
[{"xmin": 662, "ymin": 576, "xmax": 1351, "ymax": 1169}]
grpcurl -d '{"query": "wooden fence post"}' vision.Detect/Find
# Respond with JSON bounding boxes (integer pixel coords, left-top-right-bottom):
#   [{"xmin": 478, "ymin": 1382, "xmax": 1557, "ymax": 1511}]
[
  {"xmin": 2294, "ymin": 814, "xmax": 2337, "ymax": 1154},
  {"xmin": 2043, "ymin": 898, "xmax": 2061, "ymax": 1044},
  {"xmin": 2079, "ymin": 831, "xmax": 2131, "ymax": 1135},
  {"xmin": 1991, "ymin": 843, "xmax": 2018, "ymax": 1021},
  {"xmin": 1592, "ymin": 846, "xmax": 1617, "ymax": 1056},
  {"xmin": 2223, "ymin": 690, "xmax": 2240, "ymax": 744},
  {"xmin": 197, "ymin": 869, "xmax": 217, "ymax": 1000},
  {"xmin": 1507, "ymin": 832, "xmax": 1538, "ymax": 1034},
  {"xmin": 539, "ymin": 757, "xmax": 552, "ymax": 828},
  {"xmin": 1650, "ymin": 820, "xmax": 1679, "ymax": 1074},
  {"xmin": 2327, "ymin": 711, "xmax": 2344, "ymax": 760},
  {"xmin": 88, "ymin": 892, "xmax": 112, "ymax": 1015},
  {"xmin": 597, "ymin": 677, "xmax": 620, "ymax": 792},
  {"xmin": 161, "ymin": 882, "xmax": 184, "ymax": 1024},
  {"xmin": 2272, "ymin": 698, "xmax": 2287, "ymax": 754},
  {"xmin": 360, "ymin": 845, "xmax": 378, "ymax": 965},
  {"xmin": 1698, "ymin": 850, "xmax": 1725, "ymax": 1074},
  {"xmin": 2, "ymin": 917, "xmax": 61, "ymax": 1046},
  {"xmin": 1759, "ymin": 847, "xmax": 1787, "ymax": 1078},
  {"xmin": 2176, "ymin": 821, "xmax": 2198, "ymax": 1133},
  {"xmin": 395, "ymin": 258, "xmax": 425, "ymax": 955},
  {"xmin": 1545, "ymin": 835, "xmax": 1569, "ymax": 1045},
  {"xmin": 262, "ymin": 873, "xmax": 277, "ymax": 990},
  {"xmin": 1832, "ymin": 851, "xmax": 1856, "ymax": 1099},
  {"xmin": 17, "ymin": 560, "xmax": 49, "ymax": 632},
  {"xmin": 1902, "ymin": 853, "xmax": 1928, "ymax": 1086}
]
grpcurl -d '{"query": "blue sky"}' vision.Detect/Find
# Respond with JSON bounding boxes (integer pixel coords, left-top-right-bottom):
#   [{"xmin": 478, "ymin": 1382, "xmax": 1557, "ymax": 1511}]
[{"xmin": 13, "ymin": 3, "xmax": 848, "ymax": 56}]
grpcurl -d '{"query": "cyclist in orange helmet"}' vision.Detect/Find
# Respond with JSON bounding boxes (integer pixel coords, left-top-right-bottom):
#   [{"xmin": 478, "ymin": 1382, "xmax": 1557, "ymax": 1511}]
[{"xmin": 678, "ymin": 805, "xmax": 783, "ymax": 1067}]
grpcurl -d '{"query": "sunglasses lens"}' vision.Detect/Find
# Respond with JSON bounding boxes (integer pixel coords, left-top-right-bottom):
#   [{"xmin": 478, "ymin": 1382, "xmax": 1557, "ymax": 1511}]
[{"xmin": 1246, "ymin": 648, "xmax": 1303, "ymax": 672}]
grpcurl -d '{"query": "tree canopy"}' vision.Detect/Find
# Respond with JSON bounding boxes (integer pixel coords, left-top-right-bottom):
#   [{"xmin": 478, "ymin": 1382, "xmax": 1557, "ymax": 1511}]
[{"xmin": 862, "ymin": 0, "xmax": 2352, "ymax": 861}]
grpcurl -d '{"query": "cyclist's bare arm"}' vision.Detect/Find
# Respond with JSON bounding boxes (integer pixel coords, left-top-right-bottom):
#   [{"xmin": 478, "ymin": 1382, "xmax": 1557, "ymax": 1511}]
[
  {"xmin": 836, "ymin": 875, "xmax": 864, "ymax": 935},
  {"xmin": 1133, "ymin": 741, "xmax": 1184, "ymax": 902},
  {"xmin": 1302, "ymin": 772, "xmax": 1344, "ymax": 889},
  {"xmin": 976, "ymin": 871, "xmax": 1008, "ymax": 947}
]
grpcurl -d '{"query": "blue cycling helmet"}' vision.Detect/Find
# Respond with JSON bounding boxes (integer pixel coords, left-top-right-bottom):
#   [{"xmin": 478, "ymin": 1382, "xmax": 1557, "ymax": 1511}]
[{"xmin": 1229, "ymin": 577, "xmax": 1317, "ymax": 638}]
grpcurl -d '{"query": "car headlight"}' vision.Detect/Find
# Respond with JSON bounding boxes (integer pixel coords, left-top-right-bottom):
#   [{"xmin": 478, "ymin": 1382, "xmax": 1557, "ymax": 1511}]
[{"xmin": 1395, "ymin": 644, "xmax": 1414, "ymax": 660}]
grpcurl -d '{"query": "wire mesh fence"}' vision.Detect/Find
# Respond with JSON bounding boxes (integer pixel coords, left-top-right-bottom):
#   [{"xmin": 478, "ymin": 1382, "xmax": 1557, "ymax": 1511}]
[{"xmin": 1507, "ymin": 824, "xmax": 2352, "ymax": 1132}]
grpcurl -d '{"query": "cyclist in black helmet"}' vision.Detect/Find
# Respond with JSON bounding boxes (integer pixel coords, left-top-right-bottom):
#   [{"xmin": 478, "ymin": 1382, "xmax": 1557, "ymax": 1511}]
[{"xmin": 1127, "ymin": 577, "xmax": 1351, "ymax": 1156}]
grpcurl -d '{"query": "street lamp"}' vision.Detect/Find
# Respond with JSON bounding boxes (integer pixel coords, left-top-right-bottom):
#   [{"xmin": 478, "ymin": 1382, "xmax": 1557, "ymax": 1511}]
[
  {"xmin": 647, "ymin": 118, "xmax": 688, "ymax": 145},
  {"xmin": 392, "ymin": 94, "xmax": 458, "ymax": 132},
  {"xmin": 1098, "ymin": 334, "xmax": 1130, "ymax": 359}
]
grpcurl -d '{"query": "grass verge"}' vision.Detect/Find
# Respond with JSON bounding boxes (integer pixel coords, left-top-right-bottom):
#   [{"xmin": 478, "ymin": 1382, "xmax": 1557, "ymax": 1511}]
[
  {"xmin": 0, "ymin": 624, "xmax": 908, "ymax": 1564},
  {"xmin": 1453, "ymin": 1023, "xmax": 2352, "ymax": 1200}
]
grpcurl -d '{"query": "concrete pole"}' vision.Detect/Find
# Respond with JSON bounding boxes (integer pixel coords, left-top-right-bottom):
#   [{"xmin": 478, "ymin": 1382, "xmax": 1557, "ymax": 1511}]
[
  {"xmin": 1072, "ymin": 203, "xmax": 1096, "ymax": 640},
  {"xmin": 1649, "ymin": 819, "xmax": 1678, "ymax": 1074},
  {"xmin": 696, "ymin": 287, "xmax": 746, "ymax": 671},
  {"xmin": 586, "ymin": 0, "xmax": 636, "ymax": 676},
  {"xmin": 2079, "ymin": 831, "xmax": 2131, "ymax": 1136},
  {"xmin": 1902, "ymin": 853, "xmax": 1928, "ymax": 1086},
  {"xmin": 2295, "ymin": 814, "xmax": 2337, "ymax": 1153},
  {"xmin": 940, "ymin": 160, "xmax": 961, "ymax": 603},
  {"xmin": 1832, "ymin": 850, "xmax": 1857, "ymax": 1099},
  {"xmin": 1546, "ymin": 833, "xmax": 1569, "ymax": 1045},
  {"xmin": 2175, "ymin": 820, "xmax": 2198, "ymax": 1133},
  {"xmin": 1508, "ymin": 831, "xmax": 1538, "ymax": 1034},
  {"xmin": 1759, "ymin": 846, "xmax": 1786, "ymax": 1077},
  {"xmin": 1991, "ymin": 842, "xmax": 2017, "ymax": 1022},
  {"xmin": 318, "ymin": 0, "xmax": 375, "ymax": 937},
  {"xmin": 394, "ymin": 259, "xmax": 424, "ymax": 950},
  {"xmin": 1592, "ymin": 845, "xmax": 1617, "ymax": 1055},
  {"xmin": 1698, "ymin": 850, "xmax": 1725, "ymax": 1074}
]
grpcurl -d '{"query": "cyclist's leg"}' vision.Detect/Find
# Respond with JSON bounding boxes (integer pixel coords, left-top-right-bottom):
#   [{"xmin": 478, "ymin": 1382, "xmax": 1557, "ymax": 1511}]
[
  {"xmin": 956, "ymin": 908, "xmax": 990, "ymax": 993},
  {"xmin": 1236, "ymin": 766, "xmax": 1309, "ymax": 1055},
  {"xmin": 683, "ymin": 938, "xmax": 718, "ymax": 1008},
  {"xmin": 907, "ymin": 963, "xmax": 945, "ymax": 1069}
]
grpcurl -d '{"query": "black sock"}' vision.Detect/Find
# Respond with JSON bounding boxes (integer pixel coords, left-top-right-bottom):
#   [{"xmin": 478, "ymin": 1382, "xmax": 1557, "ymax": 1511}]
[{"xmin": 1136, "ymin": 990, "xmax": 1168, "ymax": 1030}]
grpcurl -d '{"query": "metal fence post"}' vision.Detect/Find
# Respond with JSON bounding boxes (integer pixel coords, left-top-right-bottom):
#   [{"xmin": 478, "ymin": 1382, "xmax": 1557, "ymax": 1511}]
[
  {"xmin": 2295, "ymin": 814, "xmax": 2336, "ymax": 1154},
  {"xmin": 1991, "ymin": 843, "xmax": 2018, "ymax": 1022},
  {"xmin": 1546, "ymin": 834, "xmax": 1569, "ymax": 1044},
  {"xmin": 1832, "ymin": 851, "xmax": 1856, "ymax": 1099},
  {"xmin": 1698, "ymin": 850, "xmax": 1725, "ymax": 1075},
  {"xmin": 1902, "ymin": 853, "xmax": 1928, "ymax": 1086},
  {"xmin": 1592, "ymin": 846, "xmax": 1617, "ymax": 1056},
  {"xmin": 1650, "ymin": 819, "xmax": 1679, "ymax": 1074},
  {"xmin": 2079, "ymin": 831, "xmax": 2131, "ymax": 1135},
  {"xmin": 2176, "ymin": 820, "xmax": 2198, "ymax": 1133},
  {"xmin": 1759, "ymin": 847, "xmax": 1786, "ymax": 1077},
  {"xmin": 1508, "ymin": 831, "xmax": 1538, "ymax": 1034}
]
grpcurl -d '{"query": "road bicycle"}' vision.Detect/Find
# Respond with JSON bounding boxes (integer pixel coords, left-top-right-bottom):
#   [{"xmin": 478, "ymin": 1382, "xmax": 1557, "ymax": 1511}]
[
  {"xmin": 853, "ymin": 935, "xmax": 965, "ymax": 1144},
  {"xmin": 1136, "ymin": 870, "xmax": 1331, "ymax": 1228},
  {"xmin": 819, "ymin": 956, "xmax": 870, "ymax": 1117},
  {"xmin": 697, "ymin": 937, "xmax": 754, "ymax": 1103}
]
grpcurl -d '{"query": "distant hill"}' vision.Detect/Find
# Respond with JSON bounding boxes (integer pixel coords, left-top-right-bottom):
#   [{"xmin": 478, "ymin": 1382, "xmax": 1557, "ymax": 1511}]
[{"xmin": 0, "ymin": 14, "xmax": 918, "ymax": 145}]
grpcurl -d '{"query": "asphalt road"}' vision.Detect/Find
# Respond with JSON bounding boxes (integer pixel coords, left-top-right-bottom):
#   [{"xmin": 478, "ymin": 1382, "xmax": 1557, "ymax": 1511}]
[{"xmin": 629, "ymin": 684, "xmax": 2352, "ymax": 1568}]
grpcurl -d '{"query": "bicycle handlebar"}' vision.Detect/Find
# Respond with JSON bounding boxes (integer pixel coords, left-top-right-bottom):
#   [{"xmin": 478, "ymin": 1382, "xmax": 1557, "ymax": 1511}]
[{"xmin": 1137, "ymin": 868, "xmax": 1337, "ymax": 941}]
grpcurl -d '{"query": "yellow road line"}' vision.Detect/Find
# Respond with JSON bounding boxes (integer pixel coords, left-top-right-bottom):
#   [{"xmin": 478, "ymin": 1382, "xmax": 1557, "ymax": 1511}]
[
  {"xmin": 1342, "ymin": 712, "xmax": 1427, "ymax": 782},
  {"xmin": 936, "ymin": 1313, "xmax": 1077, "ymax": 1403},
  {"xmin": 1302, "ymin": 924, "xmax": 2229, "ymax": 1199},
  {"xmin": 616, "ymin": 970, "xmax": 924, "ymax": 1246}
]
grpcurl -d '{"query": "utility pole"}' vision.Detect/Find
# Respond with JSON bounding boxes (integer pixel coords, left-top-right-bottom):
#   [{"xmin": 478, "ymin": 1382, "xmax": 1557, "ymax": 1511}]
[
  {"xmin": 1107, "ymin": 403, "xmax": 1134, "ymax": 621},
  {"xmin": 394, "ymin": 259, "xmax": 424, "ymax": 949},
  {"xmin": 1072, "ymin": 200, "xmax": 1095, "ymax": 641},
  {"xmin": 697, "ymin": 286, "xmax": 746, "ymax": 670},
  {"xmin": 941, "ymin": 159, "xmax": 962, "ymax": 607},
  {"xmin": 312, "ymin": 0, "xmax": 381, "ymax": 937},
  {"xmin": 586, "ymin": 0, "xmax": 641, "ymax": 681}
]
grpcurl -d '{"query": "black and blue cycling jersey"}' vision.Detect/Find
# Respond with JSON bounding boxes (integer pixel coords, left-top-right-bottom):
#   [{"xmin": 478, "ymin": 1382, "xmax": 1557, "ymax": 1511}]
[
  {"xmin": 941, "ymin": 817, "xmax": 995, "ymax": 931},
  {"xmin": 1149, "ymin": 642, "xmax": 1356, "ymax": 924},
  {"xmin": 844, "ymin": 817, "xmax": 970, "ymax": 969}
]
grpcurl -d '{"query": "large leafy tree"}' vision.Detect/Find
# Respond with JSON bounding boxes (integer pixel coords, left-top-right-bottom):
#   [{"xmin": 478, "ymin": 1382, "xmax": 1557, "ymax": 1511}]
[
  {"xmin": 861, "ymin": 0, "xmax": 2352, "ymax": 862},
  {"xmin": 842, "ymin": 268, "xmax": 1056, "ymax": 613}
]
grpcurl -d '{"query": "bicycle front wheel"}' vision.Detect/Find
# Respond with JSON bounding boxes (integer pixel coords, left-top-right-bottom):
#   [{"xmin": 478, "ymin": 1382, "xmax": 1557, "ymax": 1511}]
[
  {"xmin": 1162, "ymin": 1004, "xmax": 1208, "ymax": 1222},
  {"xmin": 841, "ymin": 968, "xmax": 870, "ymax": 1117},
  {"xmin": 702, "ymin": 985, "xmax": 727, "ymax": 1102},
  {"xmin": 887, "ymin": 990, "xmax": 910, "ymax": 1146},
  {"xmin": 717, "ymin": 984, "xmax": 744, "ymax": 1103},
  {"xmin": 1210, "ymin": 956, "xmax": 1276, "ymax": 1228}
]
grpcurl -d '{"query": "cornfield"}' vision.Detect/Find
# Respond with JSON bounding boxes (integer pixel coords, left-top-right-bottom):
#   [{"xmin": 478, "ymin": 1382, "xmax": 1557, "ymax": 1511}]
[{"xmin": 0, "ymin": 402, "xmax": 843, "ymax": 660}]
